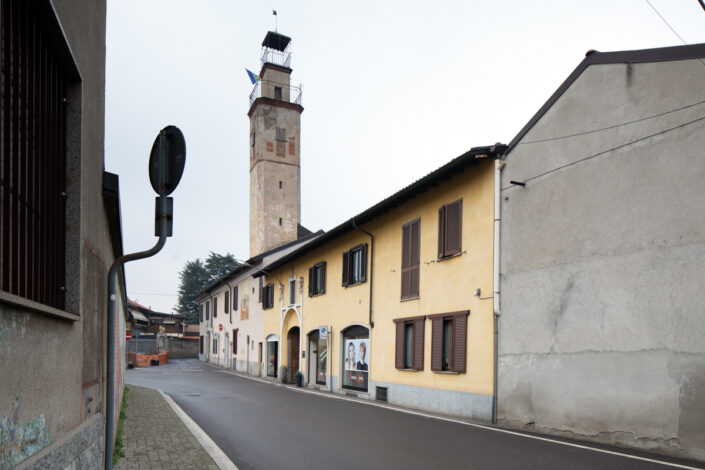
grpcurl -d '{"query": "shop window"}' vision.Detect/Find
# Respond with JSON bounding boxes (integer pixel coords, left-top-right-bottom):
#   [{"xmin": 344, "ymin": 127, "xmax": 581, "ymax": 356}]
[
  {"xmin": 342, "ymin": 244, "xmax": 367, "ymax": 287},
  {"xmin": 394, "ymin": 316, "xmax": 425, "ymax": 370},
  {"xmin": 308, "ymin": 261, "xmax": 326, "ymax": 297},
  {"xmin": 401, "ymin": 218, "xmax": 420, "ymax": 299},
  {"xmin": 267, "ymin": 338, "xmax": 278, "ymax": 377},
  {"xmin": 438, "ymin": 198, "xmax": 463, "ymax": 259},
  {"xmin": 263, "ymin": 283, "xmax": 274, "ymax": 309},
  {"xmin": 342, "ymin": 325, "xmax": 369, "ymax": 391},
  {"xmin": 429, "ymin": 311, "xmax": 469, "ymax": 373}
]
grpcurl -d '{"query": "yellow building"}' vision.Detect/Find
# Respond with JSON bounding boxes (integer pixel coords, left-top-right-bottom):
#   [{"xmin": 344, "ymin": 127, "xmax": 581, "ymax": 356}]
[{"xmin": 257, "ymin": 145, "xmax": 505, "ymax": 421}]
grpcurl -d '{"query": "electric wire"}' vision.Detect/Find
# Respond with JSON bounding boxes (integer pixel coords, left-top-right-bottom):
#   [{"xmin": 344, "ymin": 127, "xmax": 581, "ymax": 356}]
[
  {"xmin": 518, "ymin": 97, "xmax": 705, "ymax": 145},
  {"xmin": 645, "ymin": 0, "xmax": 705, "ymax": 69},
  {"xmin": 502, "ymin": 113, "xmax": 705, "ymax": 190}
]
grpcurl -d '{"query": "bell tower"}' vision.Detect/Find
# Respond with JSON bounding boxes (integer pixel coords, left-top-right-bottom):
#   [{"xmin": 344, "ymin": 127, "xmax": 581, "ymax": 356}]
[{"xmin": 248, "ymin": 31, "xmax": 304, "ymax": 257}]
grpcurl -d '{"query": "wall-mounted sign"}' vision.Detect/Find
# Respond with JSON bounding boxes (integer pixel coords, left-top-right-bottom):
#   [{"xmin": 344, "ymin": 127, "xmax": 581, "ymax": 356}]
[
  {"xmin": 302, "ymin": 350, "xmax": 306, "ymax": 359},
  {"xmin": 219, "ymin": 324, "xmax": 223, "ymax": 331},
  {"xmin": 319, "ymin": 326, "xmax": 327, "ymax": 339}
]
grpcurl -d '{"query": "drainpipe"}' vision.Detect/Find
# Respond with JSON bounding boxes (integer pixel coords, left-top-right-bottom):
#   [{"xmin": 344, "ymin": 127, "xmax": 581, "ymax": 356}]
[
  {"xmin": 352, "ymin": 221, "xmax": 374, "ymax": 328},
  {"xmin": 492, "ymin": 158, "xmax": 505, "ymax": 425},
  {"xmin": 105, "ymin": 197, "xmax": 169, "ymax": 470}
]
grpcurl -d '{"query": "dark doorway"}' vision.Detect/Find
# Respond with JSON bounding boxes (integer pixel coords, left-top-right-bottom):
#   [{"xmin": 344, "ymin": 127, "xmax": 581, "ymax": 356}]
[{"xmin": 288, "ymin": 326, "xmax": 300, "ymax": 382}]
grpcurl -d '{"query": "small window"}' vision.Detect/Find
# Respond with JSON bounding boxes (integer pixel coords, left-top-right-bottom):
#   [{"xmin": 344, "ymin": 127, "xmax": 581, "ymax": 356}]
[
  {"xmin": 276, "ymin": 127, "xmax": 286, "ymax": 141},
  {"xmin": 224, "ymin": 291, "xmax": 230, "ymax": 314},
  {"xmin": 308, "ymin": 261, "xmax": 326, "ymax": 297},
  {"xmin": 206, "ymin": 301, "xmax": 210, "ymax": 320},
  {"xmin": 259, "ymin": 277, "xmax": 264, "ymax": 303},
  {"xmin": 401, "ymin": 218, "xmax": 420, "ymax": 299},
  {"xmin": 438, "ymin": 199, "xmax": 463, "ymax": 258},
  {"xmin": 263, "ymin": 283, "xmax": 275, "ymax": 309},
  {"xmin": 279, "ymin": 218, "xmax": 282, "ymax": 226},
  {"xmin": 289, "ymin": 279, "xmax": 296, "ymax": 305},
  {"xmin": 429, "ymin": 311, "xmax": 469, "ymax": 373},
  {"xmin": 200, "ymin": 304, "xmax": 204, "ymax": 322},
  {"xmin": 200, "ymin": 335, "xmax": 204, "ymax": 354},
  {"xmin": 279, "ymin": 181, "xmax": 283, "ymax": 189},
  {"xmin": 274, "ymin": 86, "xmax": 282, "ymax": 100},
  {"xmin": 251, "ymin": 131, "xmax": 255, "ymax": 147},
  {"xmin": 233, "ymin": 285, "xmax": 239, "ymax": 311},
  {"xmin": 342, "ymin": 244, "xmax": 368, "ymax": 287},
  {"xmin": 213, "ymin": 337, "xmax": 218, "ymax": 354},
  {"xmin": 233, "ymin": 329, "xmax": 238, "ymax": 354},
  {"xmin": 213, "ymin": 297, "xmax": 218, "ymax": 318},
  {"xmin": 394, "ymin": 316, "xmax": 425, "ymax": 370}
]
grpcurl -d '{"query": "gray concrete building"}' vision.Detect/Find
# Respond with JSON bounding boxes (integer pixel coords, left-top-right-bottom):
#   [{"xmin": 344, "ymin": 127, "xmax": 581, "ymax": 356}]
[
  {"xmin": 0, "ymin": 0, "xmax": 127, "ymax": 468},
  {"xmin": 498, "ymin": 43, "xmax": 705, "ymax": 462}
]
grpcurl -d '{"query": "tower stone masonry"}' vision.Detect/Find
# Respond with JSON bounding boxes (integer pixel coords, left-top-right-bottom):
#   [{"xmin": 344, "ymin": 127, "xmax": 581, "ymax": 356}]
[{"xmin": 248, "ymin": 31, "xmax": 304, "ymax": 257}]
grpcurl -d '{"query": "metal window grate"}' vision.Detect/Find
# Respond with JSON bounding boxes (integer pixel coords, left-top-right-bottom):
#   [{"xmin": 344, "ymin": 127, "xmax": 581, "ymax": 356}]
[
  {"xmin": 376, "ymin": 386, "xmax": 388, "ymax": 402},
  {"xmin": 1, "ymin": 0, "xmax": 67, "ymax": 310}
]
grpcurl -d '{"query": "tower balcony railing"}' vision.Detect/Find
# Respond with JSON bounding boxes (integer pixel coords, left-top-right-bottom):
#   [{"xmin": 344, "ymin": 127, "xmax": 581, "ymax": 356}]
[
  {"xmin": 249, "ymin": 80, "xmax": 303, "ymax": 107},
  {"xmin": 261, "ymin": 48, "xmax": 291, "ymax": 68}
]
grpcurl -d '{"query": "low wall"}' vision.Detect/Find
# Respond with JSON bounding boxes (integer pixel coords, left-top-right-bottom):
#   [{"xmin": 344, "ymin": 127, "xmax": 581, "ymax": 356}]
[
  {"xmin": 128, "ymin": 351, "xmax": 168, "ymax": 367},
  {"xmin": 168, "ymin": 337, "xmax": 199, "ymax": 359}
]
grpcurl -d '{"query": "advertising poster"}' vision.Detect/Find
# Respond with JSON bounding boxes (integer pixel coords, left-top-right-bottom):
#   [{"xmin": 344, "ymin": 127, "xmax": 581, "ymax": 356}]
[{"xmin": 343, "ymin": 338, "xmax": 369, "ymax": 390}]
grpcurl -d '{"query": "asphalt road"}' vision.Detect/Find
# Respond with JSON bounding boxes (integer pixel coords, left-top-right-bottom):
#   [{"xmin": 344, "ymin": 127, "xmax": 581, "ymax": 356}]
[{"xmin": 126, "ymin": 359, "xmax": 703, "ymax": 470}]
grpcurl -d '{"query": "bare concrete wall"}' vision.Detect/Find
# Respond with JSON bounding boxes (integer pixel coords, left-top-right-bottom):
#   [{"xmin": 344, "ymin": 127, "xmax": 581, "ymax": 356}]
[
  {"xmin": 167, "ymin": 338, "xmax": 199, "ymax": 359},
  {"xmin": 499, "ymin": 57, "xmax": 705, "ymax": 462}
]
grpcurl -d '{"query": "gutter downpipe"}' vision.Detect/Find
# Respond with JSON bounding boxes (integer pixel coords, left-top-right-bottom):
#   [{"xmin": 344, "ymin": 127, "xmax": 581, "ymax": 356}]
[
  {"xmin": 492, "ymin": 158, "xmax": 505, "ymax": 425},
  {"xmin": 105, "ymin": 200, "xmax": 168, "ymax": 470},
  {"xmin": 352, "ymin": 221, "xmax": 374, "ymax": 329}
]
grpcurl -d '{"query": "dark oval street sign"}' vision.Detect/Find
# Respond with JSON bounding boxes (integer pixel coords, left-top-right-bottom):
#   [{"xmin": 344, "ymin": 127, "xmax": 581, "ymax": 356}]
[{"xmin": 149, "ymin": 125, "xmax": 186, "ymax": 196}]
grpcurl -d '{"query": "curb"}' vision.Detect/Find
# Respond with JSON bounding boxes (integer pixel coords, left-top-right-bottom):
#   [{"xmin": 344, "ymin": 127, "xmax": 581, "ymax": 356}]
[{"xmin": 158, "ymin": 389, "xmax": 239, "ymax": 470}]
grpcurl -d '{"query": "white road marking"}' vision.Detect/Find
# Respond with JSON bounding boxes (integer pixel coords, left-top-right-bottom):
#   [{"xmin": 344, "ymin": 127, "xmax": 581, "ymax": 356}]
[
  {"xmin": 211, "ymin": 364, "xmax": 703, "ymax": 470},
  {"xmin": 159, "ymin": 389, "xmax": 239, "ymax": 470}
]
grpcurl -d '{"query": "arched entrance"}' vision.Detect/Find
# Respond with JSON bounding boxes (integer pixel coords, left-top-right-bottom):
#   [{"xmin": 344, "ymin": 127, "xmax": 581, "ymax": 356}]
[{"xmin": 287, "ymin": 326, "xmax": 300, "ymax": 383}]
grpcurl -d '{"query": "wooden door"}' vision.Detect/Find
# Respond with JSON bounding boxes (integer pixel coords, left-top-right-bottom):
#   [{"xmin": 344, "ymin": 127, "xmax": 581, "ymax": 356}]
[{"xmin": 290, "ymin": 329, "xmax": 300, "ymax": 377}]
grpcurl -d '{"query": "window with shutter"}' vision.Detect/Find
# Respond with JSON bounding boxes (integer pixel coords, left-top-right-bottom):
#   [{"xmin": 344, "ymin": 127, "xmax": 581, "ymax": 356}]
[
  {"xmin": 308, "ymin": 267, "xmax": 314, "ymax": 297},
  {"xmin": 259, "ymin": 277, "xmax": 264, "ymax": 303},
  {"xmin": 393, "ymin": 316, "xmax": 425, "ymax": 371},
  {"xmin": 429, "ymin": 311, "xmax": 469, "ymax": 373},
  {"xmin": 233, "ymin": 286, "xmax": 238, "ymax": 311},
  {"xmin": 233, "ymin": 329, "xmax": 238, "ymax": 354},
  {"xmin": 289, "ymin": 279, "xmax": 296, "ymax": 305},
  {"xmin": 343, "ymin": 244, "xmax": 368, "ymax": 287},
  {"xmin": 263, "ymin": 283, "xmax": 275, "ymax": 309},
  {"xmin": 200, "ymin": 304, "xmax": 204, "ymax": 322},
  {"xmin": 309, "ymin": 262, "xmax": 326, "ymax": 296},
  {"xmin": 206, "ymin": 301, "xmax": 210, "ymax": 320},
  {"xmin": 200, "ymin": 336, "xmax": 204, "ymax": 354},
  {"xmin": 225, "ymin": 291, "xmax": 230, "ymax": 314},
  {"xmin": 214, "ymin": 298, "xmax": 218, "ymax": 317},
  {"xmin": 438, "ymin": 199, "xmax": 463, "ymax": 258},
  {"xmin": 401, "ymin": 219, "xmax": 420, "ymax": 299}
]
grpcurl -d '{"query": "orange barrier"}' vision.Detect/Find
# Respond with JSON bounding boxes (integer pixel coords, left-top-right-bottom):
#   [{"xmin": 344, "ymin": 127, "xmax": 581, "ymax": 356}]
[{"xmin": 128, "ymin": 351, "xmax": 169, "ymax": 367}]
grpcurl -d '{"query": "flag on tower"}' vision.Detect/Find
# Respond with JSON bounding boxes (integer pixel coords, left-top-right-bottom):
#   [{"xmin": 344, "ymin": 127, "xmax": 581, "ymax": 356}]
[{"xmin": 246, "ymin": 69, "xmax": 260, "ymax": 85}]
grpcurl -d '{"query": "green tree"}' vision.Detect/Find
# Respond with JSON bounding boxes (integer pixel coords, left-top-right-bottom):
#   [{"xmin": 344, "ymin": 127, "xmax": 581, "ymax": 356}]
[{"xmin": 176, "ymin": 252, "xmax": 239, "ymax": 324}]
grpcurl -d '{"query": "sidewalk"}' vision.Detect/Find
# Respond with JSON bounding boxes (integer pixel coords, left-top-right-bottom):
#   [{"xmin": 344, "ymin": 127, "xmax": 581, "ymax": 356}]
[{"xmin": 114, "ymin": 385, "xmax": 220, "ymax": 470}]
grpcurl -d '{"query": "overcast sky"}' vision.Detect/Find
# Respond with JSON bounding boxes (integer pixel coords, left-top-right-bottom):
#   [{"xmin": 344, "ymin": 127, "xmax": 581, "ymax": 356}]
[{"xmin": 105, "ymin": 0, "xmax": 705, "ymax": 313}]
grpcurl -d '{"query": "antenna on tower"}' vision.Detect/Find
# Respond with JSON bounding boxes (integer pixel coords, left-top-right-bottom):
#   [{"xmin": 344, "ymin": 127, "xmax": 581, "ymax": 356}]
[{"xmin": 272, "ymin": 10, "xmax": 278, "ymax": 32}]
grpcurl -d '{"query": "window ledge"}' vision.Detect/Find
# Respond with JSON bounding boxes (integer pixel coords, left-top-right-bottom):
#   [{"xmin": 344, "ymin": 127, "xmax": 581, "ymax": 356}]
[
  {"xmin": 400, "ymin": 296, "xmax": 419, "ymax": 302},
  {"xmin": 309, "ymin": 292, "xmax": 325, "ymax": 298},
  {"xmin": 0, "ymin": 291, "xmax": 78, "ymax": 322},
  {"xmin": 436, "ymin": 251, "xmax": 466, "ymax": 263},
  {"xmin": 344, "ymin": 281, "xmax": 366, "ymax": 288},
  {"xmin": 397, "ymin": 368, "xmax": 421, "ymax": 372},
  {"xmin": 434, "ymin": 370, "xmax": 460, "ymax": 375}
]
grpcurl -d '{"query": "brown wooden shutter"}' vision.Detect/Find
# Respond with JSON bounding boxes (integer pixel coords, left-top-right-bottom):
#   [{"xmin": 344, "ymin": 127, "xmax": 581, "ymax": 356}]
[
  {"xmin": 259, "ymin": 277, "xmax": 264, "ymax": 302},
  {"xmin": 308, "ymin": 267, "xmax": 314, "ymax": 297},
  {"xmin": 200, "ymin": 304, "xmax": 204, "ymax": 322},
  {"xmin": 200, "ymin": 336, "xmax": 204, "ymax": 354},
  {"xmin": 342, "ymin": 250, "xmax": 350, "ymax": 286},
  {"xmin": 410, "ymin": 220, "xmax": 420, "ymax": 297},
  {"xmin": 395, "ymin": 321, "xmax": 404, "ymax": 369},
  {"xmin": 225, "ymin": 291, "xmax": 230, "ymax": 313},
  {"xmin": 445, "ymin": 199, "xmax": 462, "ymax": 256},
  {"xmin": 320, "ymin": 262, "xmax": 326, "ymax": 294},
  {"xmin": 413, "ymin": 318, "xmax": 424, "ymax": 370},
  {"xmin": 401, "ymin": 224, "xmax": 411, "ymax": 298},
  {"xmin": 214, "ymin": 298, "xmax": 218, "ymax": 317},
  {"xmin": 452, "ymin": 314, "xmax": 467, "ymax": 373},
  {"xmin": 438, "ymin": 206, "xmax": 446, "ymax": 258},
  {"xmin": 431, "ymin": 317, "xmax": 443, "ymax": 371},
  {"xmin": 360, "ymin": 244, "xmax": 368, "ymax": 282},
  {"xmin": 234, "ymin": 286, "xmax": 238, "ymax": 311}
]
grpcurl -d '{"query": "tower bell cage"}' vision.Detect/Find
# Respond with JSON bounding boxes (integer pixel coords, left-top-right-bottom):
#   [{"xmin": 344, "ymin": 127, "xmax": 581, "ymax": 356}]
[{"xmin": 261, "ymin": 31, "xmax": 292, "ymax": 68}]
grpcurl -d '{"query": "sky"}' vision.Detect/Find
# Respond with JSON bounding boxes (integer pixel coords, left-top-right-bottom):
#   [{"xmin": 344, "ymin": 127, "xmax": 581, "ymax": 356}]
[{"xmin": 105, "ymin": 0, "xmax": 705, "ymax": 313}]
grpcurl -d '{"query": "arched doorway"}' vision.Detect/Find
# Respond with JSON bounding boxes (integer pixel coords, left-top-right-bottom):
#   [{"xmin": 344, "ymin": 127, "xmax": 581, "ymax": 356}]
[
  {"xmin": 266, "ymin": 334, "xmax": 278, "ymax": 378},
  {"xmin": 287, "ymin": 326, "xmax": 300, "ymax": 383}
]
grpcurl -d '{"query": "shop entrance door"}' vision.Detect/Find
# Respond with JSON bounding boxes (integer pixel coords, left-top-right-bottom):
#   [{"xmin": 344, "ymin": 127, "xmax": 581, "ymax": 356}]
[{"xmin": 288, "ymin": 327, "xmax": 300, "ymax": 382}]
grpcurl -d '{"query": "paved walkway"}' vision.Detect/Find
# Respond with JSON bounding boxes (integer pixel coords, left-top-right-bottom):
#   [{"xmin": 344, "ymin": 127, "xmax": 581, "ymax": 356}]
[{"xmin": 114, "ymin": 385, "xmax": 219, "ymax": 470}]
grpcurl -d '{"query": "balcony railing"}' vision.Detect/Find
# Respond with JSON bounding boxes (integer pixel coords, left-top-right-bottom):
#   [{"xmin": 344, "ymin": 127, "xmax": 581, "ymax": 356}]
[
  {"xmin": 249, "ymin": 80, "xmax": 303, "ymax": 107},
  {"xmin": 261, "ymin": 48, "xmax": 291, "ymax": 68}
]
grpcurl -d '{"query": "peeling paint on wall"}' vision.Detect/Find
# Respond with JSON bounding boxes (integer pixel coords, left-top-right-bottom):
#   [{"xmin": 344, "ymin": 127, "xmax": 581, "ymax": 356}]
[{"xmin": 0, "ymin": 395, "xmax": 52, "ymax": 469}]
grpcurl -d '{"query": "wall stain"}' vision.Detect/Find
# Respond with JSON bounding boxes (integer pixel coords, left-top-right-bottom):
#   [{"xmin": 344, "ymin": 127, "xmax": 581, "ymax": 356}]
[
  {"xmin": 0, "ymin": 392, "xmax": 51, "ymax": 469},
  {"xmin": 0, "ymin": 310, "xmax": 29, "ymax": 364}
]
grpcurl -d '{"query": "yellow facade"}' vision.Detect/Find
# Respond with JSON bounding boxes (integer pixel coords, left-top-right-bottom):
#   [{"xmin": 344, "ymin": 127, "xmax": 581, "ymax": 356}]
[{"xmin": 263, "ymin": 157, "xmax": 495, "ymax": 407}]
